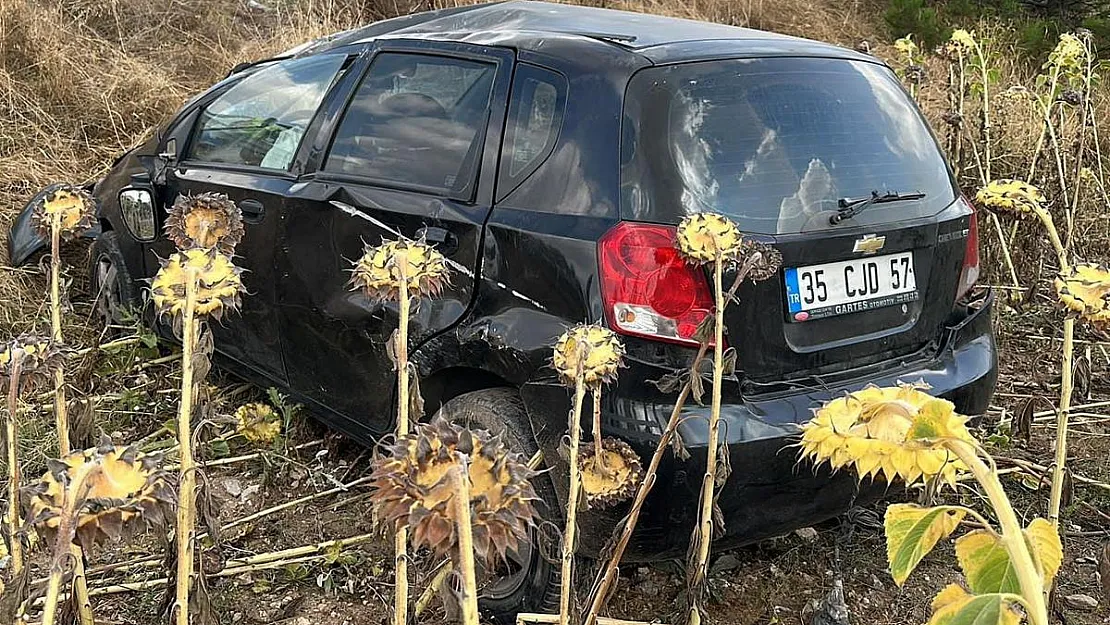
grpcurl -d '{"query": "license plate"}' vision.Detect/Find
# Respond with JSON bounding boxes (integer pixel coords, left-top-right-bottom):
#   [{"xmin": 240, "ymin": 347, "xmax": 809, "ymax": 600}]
[{"xmin": 784, "ymin": 252, "xmax": 918, "ymax": 322}]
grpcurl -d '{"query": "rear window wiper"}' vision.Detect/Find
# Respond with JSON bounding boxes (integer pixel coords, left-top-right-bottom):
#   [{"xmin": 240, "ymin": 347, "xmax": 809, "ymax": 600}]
[{"xmin": 831, "ymin": 190, "xmax": 926, "ymax": 225}]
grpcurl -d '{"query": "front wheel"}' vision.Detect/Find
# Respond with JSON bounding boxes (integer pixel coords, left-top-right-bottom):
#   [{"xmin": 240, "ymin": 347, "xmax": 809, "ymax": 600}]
[
  {"xmin": 88, "ymin": 231, "xmax": 140, "ymax": 333},
  {"xmin": 431, "ymin": 388, "xmax": 561, "ymax": 624}
]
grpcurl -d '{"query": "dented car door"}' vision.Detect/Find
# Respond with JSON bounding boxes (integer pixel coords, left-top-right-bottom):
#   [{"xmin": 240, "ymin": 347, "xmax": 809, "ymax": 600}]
[{"xmin": 274, "ymin": 41, "xmax": 513, "ymax": 439}]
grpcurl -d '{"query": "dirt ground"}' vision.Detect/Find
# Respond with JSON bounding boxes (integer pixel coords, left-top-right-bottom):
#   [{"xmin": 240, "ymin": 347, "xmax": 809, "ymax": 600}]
[{"xmin": 23, "ymin": 275, "xmax": 1103, "ymax": 625}]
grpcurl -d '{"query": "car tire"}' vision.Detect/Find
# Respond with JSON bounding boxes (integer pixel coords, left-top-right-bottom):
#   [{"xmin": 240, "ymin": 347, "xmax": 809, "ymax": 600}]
[
  {"xmin": 88, "ymin": 231, "xmax": 140, "ymax": 332},
  {"xmin": 431, "ymin": 388, "xmax": 561, "ymax": 624}
]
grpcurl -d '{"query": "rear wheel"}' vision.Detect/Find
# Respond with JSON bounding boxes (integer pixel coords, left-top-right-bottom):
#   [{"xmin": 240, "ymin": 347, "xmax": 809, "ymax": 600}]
[
  {"xmin": 88, "ymin": 231, "xmax": 139, "ymax": 332},
  {"xmin": 431, "ymin": 388, "xmax": 560, "ymax": 624}
]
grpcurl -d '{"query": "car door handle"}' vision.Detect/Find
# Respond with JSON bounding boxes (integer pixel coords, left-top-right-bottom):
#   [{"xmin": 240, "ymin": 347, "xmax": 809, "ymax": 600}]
[
  {"xmin": 416, "ymin": 226, "xmax": 458, "ymax": 255},
  {"xmin": 239, "ymin": 199, "xmax": 265, "ymax": 224}
]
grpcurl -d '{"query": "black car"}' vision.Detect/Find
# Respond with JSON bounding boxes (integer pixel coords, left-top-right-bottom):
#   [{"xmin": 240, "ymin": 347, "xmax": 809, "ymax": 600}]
[{"xmin": 9, "ymin": 1, "xmax": 997, "ymax": 619}]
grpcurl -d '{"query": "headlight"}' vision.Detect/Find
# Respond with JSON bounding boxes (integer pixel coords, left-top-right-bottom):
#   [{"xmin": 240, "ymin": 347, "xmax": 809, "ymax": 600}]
[{"xmin": 119, "ymin": 189, "xmax": 156, "ymax": 241}]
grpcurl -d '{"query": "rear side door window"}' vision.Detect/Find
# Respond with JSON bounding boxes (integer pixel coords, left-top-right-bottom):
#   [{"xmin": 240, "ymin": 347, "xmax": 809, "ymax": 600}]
[
  {"xmin": 187, "ymin": 54, "xmax": 347, "ymax": 170},
  {"xmin": 497, "ymin": 64, "xmax": 567, "ymax": 201},
  {"xmin": 323, "ymin": 52, "xmax": 497, "ymax": 198}
]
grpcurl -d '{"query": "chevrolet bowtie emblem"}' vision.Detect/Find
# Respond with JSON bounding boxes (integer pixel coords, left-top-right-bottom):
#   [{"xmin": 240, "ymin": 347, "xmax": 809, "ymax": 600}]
[{"xmin": 853, "ymin": 234, "xmax": 886, "ymax": 254}]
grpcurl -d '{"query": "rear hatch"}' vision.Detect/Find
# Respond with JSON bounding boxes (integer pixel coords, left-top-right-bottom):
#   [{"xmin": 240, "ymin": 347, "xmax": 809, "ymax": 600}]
[{"xmin": 618, "ymin": 56, "xmax": 975, "ymax": 385}]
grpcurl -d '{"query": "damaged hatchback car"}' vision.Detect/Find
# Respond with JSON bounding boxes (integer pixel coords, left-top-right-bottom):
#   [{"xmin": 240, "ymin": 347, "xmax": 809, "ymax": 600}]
[{"xmin": 9, "ymin": 1, "xmax": 997, "ymax": 620}]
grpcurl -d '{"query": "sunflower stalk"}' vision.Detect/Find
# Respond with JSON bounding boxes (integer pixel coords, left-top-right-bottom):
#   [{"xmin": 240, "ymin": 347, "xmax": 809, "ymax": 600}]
[
  {"xmin": 48, "ymin": 207, "xmax": 96, "ymax": 625},
  {"xmin": 944, "ymin": 440, "xmax": 1050, "ymax": 625},
  {"xmin": 39, "ymin": 460, "xmax": 99, "ymax": 625},
  {"xmin": 584, "ymin": 340, "xmax": 709, "ymax": 625},
  {"xmin": 5, "ymin": 352, "xmax": 24, "ymax": 574},
  {"xmin": 393, "ymin": 270, "xmax": 411, "ymax": 625},
  {"xmin": 686, "ymin": 257, "xmax": 727, "ymax": 625},
  {"xmin": 560, "ymin": 356, "xmax": 586, "ymax": 625},
  {"xmin": 453, "ymin": 453, "xmax": 480, "ymax": 625},
  {"xmin": 171, "ymin": 268, "xmax": 199, "ymax": 625}
]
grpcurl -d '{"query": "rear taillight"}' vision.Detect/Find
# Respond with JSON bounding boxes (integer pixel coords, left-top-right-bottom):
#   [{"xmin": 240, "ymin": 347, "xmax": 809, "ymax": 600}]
[
  {"xmin": 957, "ymin": 194, "xmax": 980, "ymax": 301},
  {"xmin": 599, "ymin": 222, "xmax": 714, "ymax": 346}
]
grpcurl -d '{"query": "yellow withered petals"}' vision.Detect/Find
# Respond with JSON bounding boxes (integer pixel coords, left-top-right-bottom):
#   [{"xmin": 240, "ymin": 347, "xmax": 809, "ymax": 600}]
[
  {"xmin": 799, "ymin": 384, "xmax": 974, "ymax": 488},
  {"xmin": 0, "ymin": 335, "xmax": 64, "ymax": 393},
  {"xmin": 31, "ymin": 185, "xmax": 96, "ymax": 241},
  {"xmin": 350, "ymin": 239, "xmax": 450, "ymax": 303},
  {"xmin": 676, "ymin": 213, "xmax": 743, "ymax": 264},
  {"xmin": 165, "ymin": 193, "xmax": 244, "ymax": 254},
  {"xmin": 234, "ymin": 403, "xmax": 282, "ymax": 445},
  {"xmin": 368, "ymin": 419, "xmax": 540, "ymax": 566},
  {"xmin": 552, "ymin": 324, "xmax": 624, "ymax": 389},
  {"xmin": 151, "ymin": 248, "xmax": 244, "ymax": 321},
  {"xmin": 25, "ymin": 443, "xmax": 173, "ymax": 551},
  {"xmin": 579, "ymin": 437, "xmax": 644, "ymax": 509},
  {"xmin": 975, "ymin": 179, "xmax": 1047, "ymax": 217},
  {"xmin": 1055, "ymin": 263, "xmax": 1110, "ymax": 326}
]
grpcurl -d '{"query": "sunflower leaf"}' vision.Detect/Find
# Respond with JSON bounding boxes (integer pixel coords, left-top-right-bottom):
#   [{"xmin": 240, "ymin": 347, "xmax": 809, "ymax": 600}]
[
  {"xmin": 927, "ymin": 585, "xmax": 1021, "ymax": 625},
  {"xmin": 884, "ymin": 504, "xmax": 966, "ymax": 586},
  {"xmin": 954, "ymin": 518, "xmax": 1062, "ymax": 594}
]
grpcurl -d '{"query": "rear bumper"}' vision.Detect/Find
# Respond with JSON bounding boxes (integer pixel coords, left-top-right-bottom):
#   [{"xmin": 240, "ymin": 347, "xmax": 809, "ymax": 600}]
[{"xmin": 520, "ymin": 288, "xmax": 997, "ymax": 560}]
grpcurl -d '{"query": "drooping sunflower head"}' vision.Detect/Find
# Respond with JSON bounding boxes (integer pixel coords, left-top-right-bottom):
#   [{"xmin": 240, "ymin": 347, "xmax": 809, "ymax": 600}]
[
  {"xmin": 552, "ymin": 324, "xmax": 625, "ymax": 389},
  {"xmin": 151, "ymin": 248, "xmax": 244, "ymax": 321},
  {"xmin": 24, "ymin": 441, "xmax": 173, "ymax": 550},
  {"xmin": 165, "ymin": 193, "xmax": 244, "ymax": 254},
  {"xmin": 234, "ymin": 402, "xmax": 282, "ymax": 445},
  {"xmin": 0, "ymin": 335, "xmax": 65, "ymax": 393},
  {"xmin": 579, "ymin": 438, "xmax": 644, "ymax": 509},
  {"xmin": 31, "ymin": 185, "xmax": 96, "ymax": 241},
  {"xmin": 350, "ymin": 239, "xmax": 450, "ymax": 303},
  {"xmin": 798, "ymin": 383, "xmax": 976, "ymax": 488},
  {"xmin": 369, "ymin": 419, "xmax": 540, "ymax": 566},
  {"xmin": 1055, "ymin": 263, "xmax": 1110, "ymax": 327},
  {"xmin": 974, "ymin": 179, "xmax": 1047, "ymax": 217},
  {"xmin": 740, "ymin": 239, "xmax": 783, "ymax": 283},
  {"xmin": 949, "ymin": 29, "xmax": 977, "ymax": 53},
  {"xmin": 1047, "ymin": 32, "xmax": 1086, "ymax": 75},
  {"xmin": 676, "ymin": 213, "xmax": 744, "ymax": 264},
  {"xmin": 893, "ymin": 35, "xmax": 918, "ymax": 59}
]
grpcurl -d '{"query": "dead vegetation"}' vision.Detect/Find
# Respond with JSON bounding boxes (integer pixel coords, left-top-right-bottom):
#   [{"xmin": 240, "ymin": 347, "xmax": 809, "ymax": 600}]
[{"xmin": 0, "ymin": 0, "xmax": 1108, "ymax": 624}]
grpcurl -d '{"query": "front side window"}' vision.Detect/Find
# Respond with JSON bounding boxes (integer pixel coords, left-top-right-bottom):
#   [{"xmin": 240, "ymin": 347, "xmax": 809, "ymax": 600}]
[
  {"xmin": 621, "ymin": 58, "xmax": 956, "ymax": 234},
  {"xmin": 324, "ymin": 53, "xmax": 496, "ymax": 195},
  {"xmin": 188, "ymin": 54, "xmax": 347, "ymax": 170}
]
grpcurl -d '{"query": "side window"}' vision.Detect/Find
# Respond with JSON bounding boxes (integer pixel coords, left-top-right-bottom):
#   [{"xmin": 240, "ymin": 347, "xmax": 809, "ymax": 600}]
[
  {"xmin": 497, "ymin": 64, "xmax": 567, "ymax": 200},
  {"xmin": 324, "ymin": 53, "xmax": 496, "ymax": 195},
  {"xmin": 187, "ymin": 54, "xmax": 348, "ymax": 170}
]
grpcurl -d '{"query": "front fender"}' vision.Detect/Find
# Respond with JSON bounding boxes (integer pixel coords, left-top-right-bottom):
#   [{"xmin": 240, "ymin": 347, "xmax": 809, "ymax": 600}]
[{"xmin": 7, "ymin": 183, "xmax": 102, "ymax": 266}]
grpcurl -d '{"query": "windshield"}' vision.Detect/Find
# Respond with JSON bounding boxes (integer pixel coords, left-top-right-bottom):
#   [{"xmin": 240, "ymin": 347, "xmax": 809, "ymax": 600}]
[{"xmin": 620, "ymin": 57, "xmax": 956, "ymax": 234}]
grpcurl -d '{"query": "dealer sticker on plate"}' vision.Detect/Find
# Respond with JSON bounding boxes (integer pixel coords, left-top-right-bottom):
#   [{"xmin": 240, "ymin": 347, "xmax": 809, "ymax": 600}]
[{"xmin": 784, "ymin": 251, "xmax": 918, "ymax": 322}]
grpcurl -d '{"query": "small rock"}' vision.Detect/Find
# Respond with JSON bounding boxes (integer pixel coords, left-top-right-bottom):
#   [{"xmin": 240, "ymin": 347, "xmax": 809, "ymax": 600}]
[
  {"xmin": 795, "ymin": 527, "xmax": 819, "ymax": 542},
  {"xmin": 1063, "ymin": 594, "xmax": 1098, "ymax": 611},
  {"xmin": 710, "ymin": 553, "xmax": 743, "ymax": 574},
  {"xmin": 222, "ymin": 478, "xmax": 242, "ymax": 497}
]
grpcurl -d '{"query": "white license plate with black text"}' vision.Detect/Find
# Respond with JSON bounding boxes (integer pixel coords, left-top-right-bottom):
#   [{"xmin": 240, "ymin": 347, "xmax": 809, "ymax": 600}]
[{"xmin": 784, "ymin": 252, "xmax": 918, "ymax": 322}]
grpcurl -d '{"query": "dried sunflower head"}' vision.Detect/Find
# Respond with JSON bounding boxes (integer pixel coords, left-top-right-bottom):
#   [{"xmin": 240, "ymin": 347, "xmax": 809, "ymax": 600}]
[
  {"xmin": 676, "ymin": 213, "xmax": 743, "ymax": 264},
  {"xmin": 740, "ymin": 239, "xmax": 783, "ymax": 283},
  {"xmin": 798, "ymin": 383, "xmax": 975, "ymax": 488},
  {"xmin": 234, "ymin": 402, "xmax": 282, "ymax": 445},
  {"xmin": 974, "ymin": 179, "xmax": 1047, "ymax": 217},
  {"xmin": 369, "ymin": 419, "xmax": 540, "ymax": 566},
  {"xmin": 949, "ymin": 29, "xmax": 977, "ymax": 53},
  {"xmin": 165, "ymin": 193, "xmax": 244, "ymax": 254},
  {"xmin": 1055, "ymin": 263, "xmax": 1110, "ymax": 326},
  {"xmin": 552, "ymin": 324, "xmax": 624, "ymax": 389},
  {"xmin": 350, "ymin": 239, "xmax": 450, "ymax": 303},
  {"xmin": 1047, "ymin": 33, "xmax": 1086, "ymax": 74},
  {"xmin": 579, "ymin": 438, "xmax": 643, "ymax": 509},
  {"xmin": 24, "ymin": 441, "xmax": 173, "ymax": 550},
  {"xmin": 151, "ymin": 248, "xmax": 244, "ymax": 321},
  {"xmin": 31, "ymin": 185, "xmax": 96, "ymax": 241},
  {"xmin": 0, "ymin": 335, "xmax": 64, "ymax": 393}
]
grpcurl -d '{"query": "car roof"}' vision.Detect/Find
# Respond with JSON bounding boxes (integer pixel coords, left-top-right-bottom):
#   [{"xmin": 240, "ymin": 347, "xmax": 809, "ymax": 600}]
[{"xmin": 296, "ymin": 0, "xmax": 874, "ymax": 66}]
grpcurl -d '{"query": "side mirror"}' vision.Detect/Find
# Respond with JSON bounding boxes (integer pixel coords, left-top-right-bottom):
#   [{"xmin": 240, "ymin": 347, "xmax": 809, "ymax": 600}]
[{"xmin": 119, "ymin": 188, "xmax": 156, "ymax": 241}]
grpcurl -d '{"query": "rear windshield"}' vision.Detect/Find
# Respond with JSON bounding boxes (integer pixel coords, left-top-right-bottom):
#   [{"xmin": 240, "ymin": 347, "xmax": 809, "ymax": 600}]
[{"xmin": 620, "ymin": 57, "xmax": 956, "ymax": 234}]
